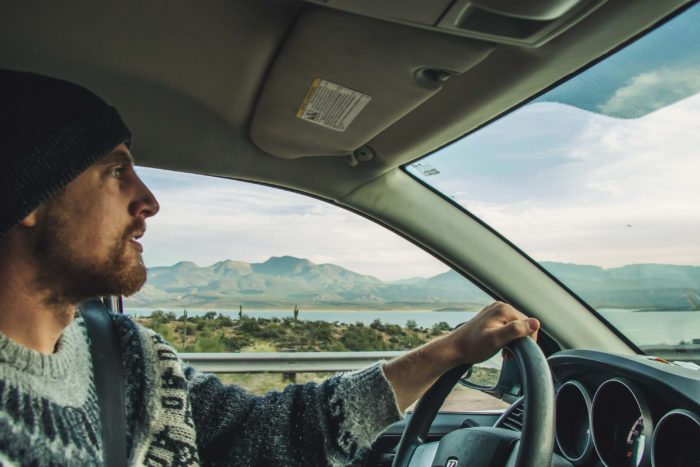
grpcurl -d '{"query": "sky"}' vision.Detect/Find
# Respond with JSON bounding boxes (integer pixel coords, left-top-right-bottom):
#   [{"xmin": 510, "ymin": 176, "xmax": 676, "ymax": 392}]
[
  {"xmin": 410, "ymin": 95, "xmax": 700, "ymax": 268},
  {"xmin": 137, "ymin": 168, "xmax": 450, "ymax": 281},
  {"xmin": 407, "ymin": 5, "xmax": 700, "ymax": 270},
  {"xmin": 408, "ymin": 32, "xmax": 700, "ymax": 269},
  {"xmin": 137, "ymin": 4, "xmax": 700, "ymax": 280}
]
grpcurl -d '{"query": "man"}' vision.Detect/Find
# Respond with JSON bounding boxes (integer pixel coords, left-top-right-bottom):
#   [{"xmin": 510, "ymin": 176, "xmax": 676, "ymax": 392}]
[{"xmin": 0, "ymin": 69, "xmax": 539, "ymax": 466}]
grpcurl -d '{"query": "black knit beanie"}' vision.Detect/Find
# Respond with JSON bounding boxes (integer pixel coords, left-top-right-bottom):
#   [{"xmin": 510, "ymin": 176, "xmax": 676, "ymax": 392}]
[{"xmin": 0, "ymin": 69, "xmax": 132, "ymax": 238}]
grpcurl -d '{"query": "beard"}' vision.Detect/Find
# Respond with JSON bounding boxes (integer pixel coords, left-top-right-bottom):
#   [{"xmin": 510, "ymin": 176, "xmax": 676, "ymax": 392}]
[{"xmin": 33, "ymin": 200, "xmax": 147, "ymax": 305}]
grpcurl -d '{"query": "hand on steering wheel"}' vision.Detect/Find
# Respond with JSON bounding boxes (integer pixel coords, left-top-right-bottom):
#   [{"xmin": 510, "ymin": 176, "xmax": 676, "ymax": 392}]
[{"xmin": 391, "ymin": 303, "xmax": 554, "ymax": 467}]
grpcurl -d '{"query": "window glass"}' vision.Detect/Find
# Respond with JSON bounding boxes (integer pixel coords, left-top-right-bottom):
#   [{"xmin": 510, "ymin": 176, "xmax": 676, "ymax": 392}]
[
  {"xmin": 407, "ymin": 4, "xmax": 700, "ymax": 361},
  {"xmin": 128, "ymin": 168, "xmax": 503, "ymax": 410}
]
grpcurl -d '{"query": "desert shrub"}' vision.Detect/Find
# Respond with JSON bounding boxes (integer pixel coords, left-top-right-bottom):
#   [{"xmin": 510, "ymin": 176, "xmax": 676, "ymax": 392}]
[
  {"xmin": 383, "ymin": 324, "xmax": 403, "ymax": 336},
  {"xmin": 341, "ymin": 325, "xmax": 386, "ymax": 351},
  {"xmin": 253, "ymin": 327, "xmax": 281, "ymax": 339},
  {"xmin": 305, "ymin": 321, "xmax": 333, "ymax": 340},
  {"xmin": 149, "ymin": 310, "xmax": 170, "ymax": 326},
  {"xmin": 435, "ymin": 321, "xmax": 451, "ymax": 331},
  {"xmin": 238, "ymin": 317, "xmax": 260, "ymax": 333},
  {"xmin": 216, "ymin": 314, "xmax": 233, "ymax": 326},
  {"xmin": 431, "ymin": 321, "xmax": 451, "ymax": 336},
  {"xmin": 399, "ymin": 333, "xmax": 427, "ymax": 348},
  {"xmin": 194, "ymin": 334, "xmax": 225, "ymax": 352},
  {"xmin": 223, "ymin": 335, "xmax": 251, "ymax": 352},
  {"xmin": 325, "ymin": 340, "xmax": 347, "ymax": 352}
]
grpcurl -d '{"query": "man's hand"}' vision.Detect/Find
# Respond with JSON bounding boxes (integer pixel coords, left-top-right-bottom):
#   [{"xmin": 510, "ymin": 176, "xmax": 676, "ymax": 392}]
[
  {"xmin": 442, "ymin": 301, "xmax": 540, "ymax": 366},
  {"xmin": 383, "ymin": 302, "xmax": 540, "ymax": 411}
]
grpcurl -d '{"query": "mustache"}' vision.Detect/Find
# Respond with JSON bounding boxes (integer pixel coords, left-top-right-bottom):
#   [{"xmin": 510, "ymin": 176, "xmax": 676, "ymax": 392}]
[{"xmin": 122, "ymin": 219, "xmax": 147, "ymax": 242}]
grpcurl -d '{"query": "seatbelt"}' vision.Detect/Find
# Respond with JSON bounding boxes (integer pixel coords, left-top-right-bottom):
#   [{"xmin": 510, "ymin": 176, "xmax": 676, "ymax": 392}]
[{"xmin": 81, "ymin": 298, "xmax": 128, "ymax": 467}]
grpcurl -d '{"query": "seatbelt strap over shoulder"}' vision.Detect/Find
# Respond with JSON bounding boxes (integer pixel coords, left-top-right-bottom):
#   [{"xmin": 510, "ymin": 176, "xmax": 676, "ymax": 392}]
[{"xmin": 81, "ymin": 299, "xmax": 128, "ymax": 467}]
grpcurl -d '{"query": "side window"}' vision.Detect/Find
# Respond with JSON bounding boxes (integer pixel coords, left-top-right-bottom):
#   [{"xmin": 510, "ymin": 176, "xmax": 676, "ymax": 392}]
[{"xmin": 128, "ymin": 167, "xmax": 507, "ymax": 411}]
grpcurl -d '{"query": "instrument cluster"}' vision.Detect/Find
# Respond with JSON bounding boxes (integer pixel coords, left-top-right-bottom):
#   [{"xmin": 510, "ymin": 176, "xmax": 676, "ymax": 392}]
[{"xmin": 548, "ymin": 351, "xmax": 700, "ymax": 467}]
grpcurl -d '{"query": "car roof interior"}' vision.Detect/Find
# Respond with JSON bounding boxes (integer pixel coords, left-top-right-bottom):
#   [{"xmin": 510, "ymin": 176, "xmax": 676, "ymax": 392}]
[{"xmin": 1, "ymin": 0, "xmax": 693, "ymax": 353}]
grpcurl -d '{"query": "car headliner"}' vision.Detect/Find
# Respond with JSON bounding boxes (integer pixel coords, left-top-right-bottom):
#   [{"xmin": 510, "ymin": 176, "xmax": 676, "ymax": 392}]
[{"xmin": 1, "ymin": 0, "xmax": 692, "ymax": 354}]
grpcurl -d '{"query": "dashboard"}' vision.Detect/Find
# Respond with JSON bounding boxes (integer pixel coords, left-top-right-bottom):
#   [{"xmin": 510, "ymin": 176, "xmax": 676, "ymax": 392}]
[
  {"xmin": 495, "ymin": 350, "xmax": 700, "ymax": 466},
  {"xmin": 361, "ymin": 350, "xmax": 699, "ymax": 467}
]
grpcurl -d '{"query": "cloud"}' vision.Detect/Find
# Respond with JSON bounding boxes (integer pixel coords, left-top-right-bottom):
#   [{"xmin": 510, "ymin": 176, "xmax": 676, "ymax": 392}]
[
  {"xmin": 448, "ymin": 92, "xmax": 700, "ymax": 268},
  {"xmin": 598, "ymin": 65, "xmax": 700, "ymax": 117},
  {"xmin": 466, "ymin": 199, "xmax": 700, "ymax": 267}
]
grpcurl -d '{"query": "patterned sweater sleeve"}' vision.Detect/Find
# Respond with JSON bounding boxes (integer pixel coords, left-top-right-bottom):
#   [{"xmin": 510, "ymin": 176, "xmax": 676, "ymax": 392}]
[{"xmin": 186, "ymin": 362, "xmax": 402, "ymax": 466}]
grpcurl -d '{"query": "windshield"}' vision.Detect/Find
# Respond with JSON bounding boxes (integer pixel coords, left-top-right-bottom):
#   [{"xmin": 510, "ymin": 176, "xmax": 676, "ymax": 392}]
[{"xmin": 406, "ymin": 4, "xmax": 700, "ymax": 359}]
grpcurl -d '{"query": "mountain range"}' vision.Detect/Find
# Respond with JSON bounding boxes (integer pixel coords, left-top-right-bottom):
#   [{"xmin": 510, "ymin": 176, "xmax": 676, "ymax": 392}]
[{"xmin": 125, "ymin": 256, "xmax": 700, "ymax": 311}]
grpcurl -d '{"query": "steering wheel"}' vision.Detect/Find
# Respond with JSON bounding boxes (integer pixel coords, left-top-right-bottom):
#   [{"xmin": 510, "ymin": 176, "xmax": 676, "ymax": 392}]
[{"xmin": 391, "ymin": 337, "xmax": 555, "ymax": 467}]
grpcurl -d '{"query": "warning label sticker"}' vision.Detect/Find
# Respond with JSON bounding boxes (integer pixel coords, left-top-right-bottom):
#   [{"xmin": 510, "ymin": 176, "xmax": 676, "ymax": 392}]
[
  {"xmin": 411, "ymin": 161, "xmax": 441, "ymax": 177},
  {"xmin": 296, "ymin": 79, "xmax": 371, "ymax": 132}
]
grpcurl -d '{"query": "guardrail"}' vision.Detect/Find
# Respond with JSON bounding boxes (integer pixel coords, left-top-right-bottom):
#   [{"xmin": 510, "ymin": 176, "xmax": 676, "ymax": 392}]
[{"xmin": 180, "ymin": 351, "xmax": 406, "ymax": 373}]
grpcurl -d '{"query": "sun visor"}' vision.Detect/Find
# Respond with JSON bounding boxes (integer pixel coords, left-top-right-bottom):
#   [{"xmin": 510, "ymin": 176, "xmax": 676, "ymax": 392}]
[{"xmin": 250, "ymin": 6, "xmax": 493, "ymax": 159}]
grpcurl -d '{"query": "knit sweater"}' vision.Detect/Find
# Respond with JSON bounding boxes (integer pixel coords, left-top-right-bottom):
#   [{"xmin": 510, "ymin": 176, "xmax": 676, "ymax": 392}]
[{"xmin": 0, "ymin": 314, "xmax": 402, "ymax": 466}]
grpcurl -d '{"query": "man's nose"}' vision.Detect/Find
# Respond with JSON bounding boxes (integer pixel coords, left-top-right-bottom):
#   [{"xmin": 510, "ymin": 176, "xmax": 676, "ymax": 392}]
[{"xmin": 129, "ymin": 176, "xmax": 160, "ymax": 219}]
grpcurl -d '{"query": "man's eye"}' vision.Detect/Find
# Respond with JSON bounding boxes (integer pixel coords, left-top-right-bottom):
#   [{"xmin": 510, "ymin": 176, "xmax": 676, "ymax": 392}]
[{"xmin": 111, "ymin": 166, "xmax": 127, "ymax": 178}]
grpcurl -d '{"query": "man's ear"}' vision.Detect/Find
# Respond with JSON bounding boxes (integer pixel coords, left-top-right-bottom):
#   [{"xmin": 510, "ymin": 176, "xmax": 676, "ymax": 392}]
[{"xmin": 19, "ymin": 209, "xmax": 39, "ymax": 228}]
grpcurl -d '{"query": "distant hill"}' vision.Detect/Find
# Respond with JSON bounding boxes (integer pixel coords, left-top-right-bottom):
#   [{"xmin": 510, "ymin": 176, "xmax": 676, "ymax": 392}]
[
  {"xmin": 127, "ymin": 256, "xmax": 700, "ymax": 311},
  {"xmin": 541, "ymin": 262, "xmax": 700, "ymax": 310},
  {"xmin": 129, "ymin": 255, "xmax": 490, "ymax": 310}
]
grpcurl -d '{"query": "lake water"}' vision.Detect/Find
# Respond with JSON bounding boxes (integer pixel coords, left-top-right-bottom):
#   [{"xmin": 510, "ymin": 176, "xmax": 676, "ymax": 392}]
[
  {"xmin": 598, "ymin": 310, "xmax": 700, "ymax": 347},
  {"xmin": 124, "ymin": 307, "xmax": 700, "ymax": 348}
]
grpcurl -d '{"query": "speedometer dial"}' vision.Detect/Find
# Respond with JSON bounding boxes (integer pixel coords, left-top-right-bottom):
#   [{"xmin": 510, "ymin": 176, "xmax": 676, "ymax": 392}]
[
  {"xmin": 624, "ymin": 416, "xmax": 645, "ymax": 463},
  {"xmin": 592, "ymin": 379, "xmax": 653, "ymax": 466}
]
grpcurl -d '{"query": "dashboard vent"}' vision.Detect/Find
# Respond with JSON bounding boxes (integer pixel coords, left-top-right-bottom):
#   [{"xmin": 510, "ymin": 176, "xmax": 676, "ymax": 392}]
[{"xmin": 500, "ymin": 399, "xmax": 525, "ymax": 432}]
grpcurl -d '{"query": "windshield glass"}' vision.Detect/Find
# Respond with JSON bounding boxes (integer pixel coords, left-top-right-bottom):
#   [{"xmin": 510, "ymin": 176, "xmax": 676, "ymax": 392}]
[{"xmin": 406, "ymin": 4, "xmax": 700, "ymax": 359}]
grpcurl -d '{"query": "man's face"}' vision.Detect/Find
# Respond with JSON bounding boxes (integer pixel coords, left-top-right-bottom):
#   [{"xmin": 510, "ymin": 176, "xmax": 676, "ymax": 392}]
[{"xmin": 33, "ymin": 143, "xmax": 159, "ymax": 303}]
